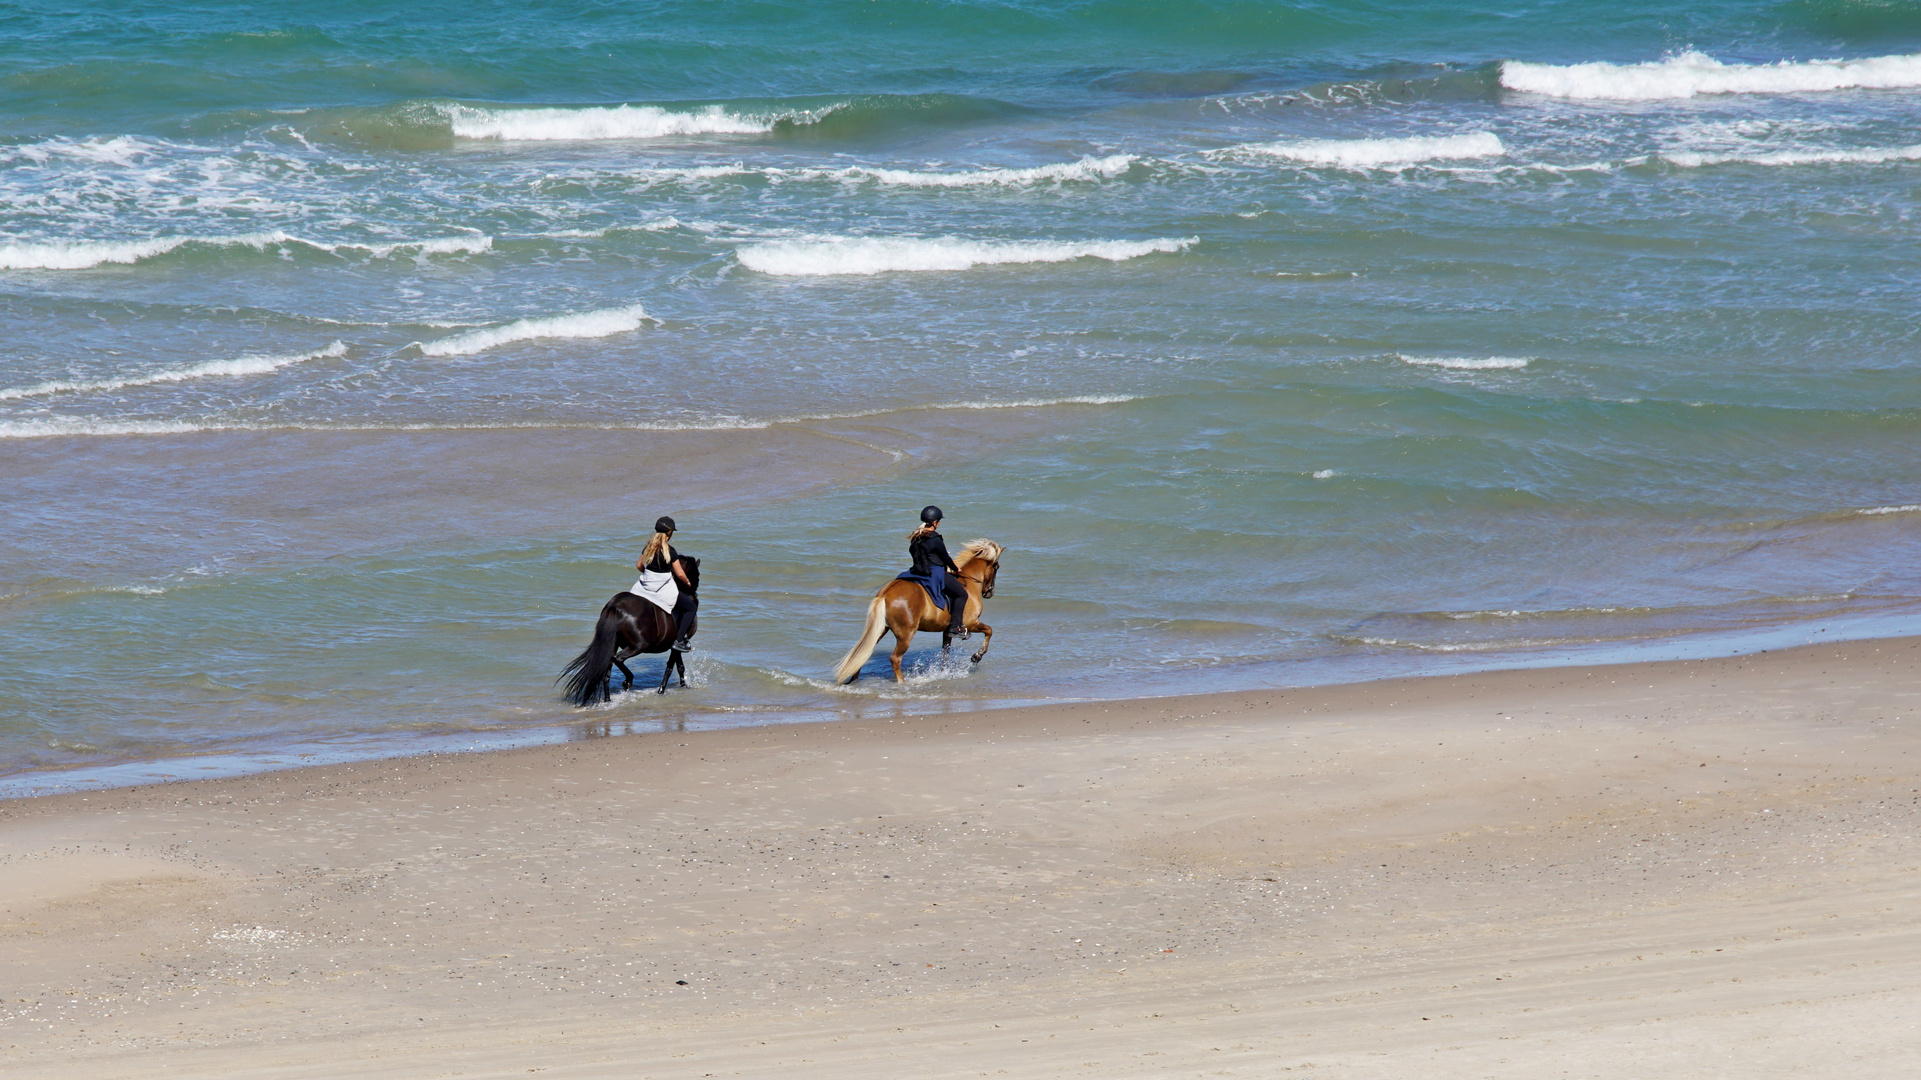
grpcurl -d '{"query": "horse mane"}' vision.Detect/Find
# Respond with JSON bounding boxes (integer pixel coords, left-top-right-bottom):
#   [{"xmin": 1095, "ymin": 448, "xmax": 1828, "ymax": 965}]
[{"xmin": 953, "ymin": 539, "xmax": 1002, "ymax": 568}]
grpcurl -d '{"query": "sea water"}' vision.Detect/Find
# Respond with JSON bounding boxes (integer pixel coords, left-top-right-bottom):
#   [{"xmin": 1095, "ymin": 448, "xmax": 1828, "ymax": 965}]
[{"xmin": 5, "ymin": 1, "xmax": 1921, "ymax": 789}]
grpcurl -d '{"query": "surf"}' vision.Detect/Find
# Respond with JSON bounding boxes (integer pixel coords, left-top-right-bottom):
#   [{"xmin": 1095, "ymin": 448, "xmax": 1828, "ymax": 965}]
[{"xmin": 1501, "ymin": 50, "xmax": 1921, "ymax": 100}]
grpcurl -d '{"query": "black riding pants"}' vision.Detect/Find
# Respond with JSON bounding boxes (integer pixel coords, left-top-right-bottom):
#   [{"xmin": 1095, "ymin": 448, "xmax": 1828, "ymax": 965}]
[
  {"xmin": 671, "ymin": 592, "xmax": 698, "ymax": 642},
  {"xmin": 941, "ymin": 576, "xmax": 967, "ymax": 631}
]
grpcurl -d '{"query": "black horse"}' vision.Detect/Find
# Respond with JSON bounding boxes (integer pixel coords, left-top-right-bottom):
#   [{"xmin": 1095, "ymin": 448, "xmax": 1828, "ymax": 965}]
[{"xmin": 557, "ymin": 556, "xmax": 698, "ymax": 705}]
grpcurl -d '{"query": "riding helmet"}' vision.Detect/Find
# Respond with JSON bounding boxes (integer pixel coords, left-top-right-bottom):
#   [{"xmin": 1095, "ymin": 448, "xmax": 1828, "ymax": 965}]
[
  {"xmin": 920, "ymin": 505, "xmax": 943, "ymax": 524},
  {"xmin": 655, "ymin": 515, "xmax": 676, "ymax": 533}
]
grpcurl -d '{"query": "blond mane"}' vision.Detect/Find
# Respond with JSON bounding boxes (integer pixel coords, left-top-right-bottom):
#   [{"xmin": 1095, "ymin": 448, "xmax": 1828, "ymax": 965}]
[{"xmin": 952, "ymin": 539, "xmax": 1002, "ymax": 568}]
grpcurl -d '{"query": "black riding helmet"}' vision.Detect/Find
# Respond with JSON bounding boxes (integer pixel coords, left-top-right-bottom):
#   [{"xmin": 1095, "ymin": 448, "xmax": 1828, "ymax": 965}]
[
  {"xmin": 655, "ymin": 515, "xmax": 676, "ymax": 533},
  {"xmin": 920, "ymin": 505, "xmax": 943, "ymax": 524}
]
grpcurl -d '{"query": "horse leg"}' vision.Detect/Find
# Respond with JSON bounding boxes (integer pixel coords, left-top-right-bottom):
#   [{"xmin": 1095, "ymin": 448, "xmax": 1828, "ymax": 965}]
[
  {"xmin": 969, "ymin": 621, "xmax": 994, "ymax": 664},
  {"xmin": 656, "ymin": 650, "xmax": 676, "ymax": 695},
  {"xmin": 675, "ymin": 651, "xmax": 687, "ymax": 688},
  {"xmin": 890, "ymin": 629, "xmax": 913, "ymax": 682},
  {"xmin": 614, "ymin": 656, "xmax": 635, "ymax": 689}
]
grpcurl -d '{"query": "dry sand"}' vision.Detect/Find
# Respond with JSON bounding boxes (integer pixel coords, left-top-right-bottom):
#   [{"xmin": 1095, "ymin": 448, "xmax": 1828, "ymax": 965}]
[{"xmin": 4, "ymin": 638, "xmax": 1919, "ymax": 1078}]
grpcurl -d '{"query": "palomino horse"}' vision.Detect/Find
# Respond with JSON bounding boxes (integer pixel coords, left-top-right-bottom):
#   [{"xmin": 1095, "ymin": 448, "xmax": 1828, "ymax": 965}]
[
  {"xmin": 557, "ymin": 557, "xmax": 697, "ymax": 705},
  {"xmin": 833, "ymin": 539, "xmax": 1003, "ymax": 684}
]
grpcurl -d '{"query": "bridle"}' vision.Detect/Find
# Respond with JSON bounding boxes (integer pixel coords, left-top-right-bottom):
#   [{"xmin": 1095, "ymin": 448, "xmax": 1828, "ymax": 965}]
[{"xmin": 975, "ymin": 556, "xmax": 999, "ymax": 600}]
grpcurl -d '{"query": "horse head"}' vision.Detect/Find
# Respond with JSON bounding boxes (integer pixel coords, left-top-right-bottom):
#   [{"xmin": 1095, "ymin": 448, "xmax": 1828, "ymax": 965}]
[{"xmin": 959, "ymin": 539, "xmax": 1002, "ymax": 599}]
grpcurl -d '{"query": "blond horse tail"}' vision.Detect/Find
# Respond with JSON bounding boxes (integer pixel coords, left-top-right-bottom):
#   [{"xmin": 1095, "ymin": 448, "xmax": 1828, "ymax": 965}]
[{"xmin": 833, "ymin": 596, "xmax": 889, "ymax": 684}]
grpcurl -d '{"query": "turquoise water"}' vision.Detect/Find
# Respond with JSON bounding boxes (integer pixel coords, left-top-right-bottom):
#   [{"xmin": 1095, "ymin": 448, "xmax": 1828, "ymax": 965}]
[{"xmin": 6, "ymin": 1, "xmax": 1921, "ymax": 787}]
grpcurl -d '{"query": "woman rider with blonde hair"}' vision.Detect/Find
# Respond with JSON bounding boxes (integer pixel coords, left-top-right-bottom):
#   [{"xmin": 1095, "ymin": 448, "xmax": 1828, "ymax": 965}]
[{"xmin": 635, "ymin": 515, "xmax": 697, "ymax": 651}]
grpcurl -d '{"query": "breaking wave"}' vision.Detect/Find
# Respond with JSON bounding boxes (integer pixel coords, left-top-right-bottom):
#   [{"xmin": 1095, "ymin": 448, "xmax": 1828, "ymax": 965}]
[
  {"xmin": 442, "ymin": 102, "xmax": 832, "ymax": 141},
  {"xmin": 0, "ymin": 232, "xmax": 490, "ymax": 270},
  {"xmin": 735, "ymin": 236, "xmax": 1195, "ymax": 276},
  {"xmin": 1501, "ymin": 50, "xmax": 1921, "ymax": 100},
  {"xmin": 0, "ymin": 342, "xmax": 348, "ymax": 401},
  {"xmin": 414, "ymin": 304, "xmax": 653, "ymax": 357}
]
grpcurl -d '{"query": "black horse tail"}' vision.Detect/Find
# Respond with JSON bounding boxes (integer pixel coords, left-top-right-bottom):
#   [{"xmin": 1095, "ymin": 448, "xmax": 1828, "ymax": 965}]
[{"xmin": 557, "ymin": 601, "xmax": 622, "ymax": 707}]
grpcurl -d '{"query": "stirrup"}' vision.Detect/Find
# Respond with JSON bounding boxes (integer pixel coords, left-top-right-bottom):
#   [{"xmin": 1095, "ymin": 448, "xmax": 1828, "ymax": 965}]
[{"xmin": 672, "ymin": 639, "xmax": 694, "ymax": 652}]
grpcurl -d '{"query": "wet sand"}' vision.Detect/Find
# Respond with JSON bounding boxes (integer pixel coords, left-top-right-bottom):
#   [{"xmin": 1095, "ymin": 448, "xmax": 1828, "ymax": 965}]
[{"xmin": 4, "ymin": 638, "xmax": 1919, "ymax": 1078}]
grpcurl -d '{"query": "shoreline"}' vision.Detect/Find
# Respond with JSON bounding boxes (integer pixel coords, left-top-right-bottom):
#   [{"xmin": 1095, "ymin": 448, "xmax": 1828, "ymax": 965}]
[
  {"xmin": 4, "ymin": 634, "xmax": 1919, "ymax": 1077},
  {"xmin": 7, "ymin": 610, "xmax": 1919, "ymax": 802}
]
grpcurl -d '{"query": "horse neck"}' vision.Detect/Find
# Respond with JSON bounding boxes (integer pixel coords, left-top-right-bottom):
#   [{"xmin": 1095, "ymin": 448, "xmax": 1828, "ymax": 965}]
[{"xmin": 952, "ymin": 556, "xmax": 986, "ymax": 591}]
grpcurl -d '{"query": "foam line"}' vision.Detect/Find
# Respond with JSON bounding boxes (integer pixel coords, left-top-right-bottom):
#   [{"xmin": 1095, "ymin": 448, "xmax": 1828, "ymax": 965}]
[
  {"xmin": 1241, "ymin": 133, "xmax": 1504, "ymax": 168},
  {"xmin": 1661, "ymin": 144, "xmax": 1921, "ymax": 168},
  {"xmin": 444, "ymin": 103, "xmax": 822, "ymax": 141},
  {"xmin": 414, "ymin": 304, "xmax": 653, "ymax": 357},
  {"xmin": 845, "ymin": 155, "xmax": 1135, "ymax": 187},
  {"xmin": 1398, "ymin": 355, "xmax": 1531, "ymax": 370},
  {"xmin": 0, "ymin": 394, "xmax": 1140, "ymax": 440},
  {"xmin": 0, "ymin": 343, "xmax": 348, "ymax": 401},
  {"xmin": 1501, "ymin": 50, "xmax": 1921, "ymax": 101},
  {"xmin": 0, "ymin": 232, "xmax": 284, "ymax": 270},
  {"xmin": 0, "ymin": 232, "xmax": 491, "ymax": 270},
  {"xmin": 336, "ymin": 235, "xmax": 493, "ymax": 258},
  {"xmin": 736, "ymin": 236, "xmax": 1194, "ymax": 276}
]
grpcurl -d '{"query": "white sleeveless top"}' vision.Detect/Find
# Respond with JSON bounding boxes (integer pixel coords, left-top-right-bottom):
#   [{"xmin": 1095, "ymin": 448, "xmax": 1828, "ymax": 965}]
[{"xmin": 630, "ymin": 568, "xmax": 678, "ymax": 615}]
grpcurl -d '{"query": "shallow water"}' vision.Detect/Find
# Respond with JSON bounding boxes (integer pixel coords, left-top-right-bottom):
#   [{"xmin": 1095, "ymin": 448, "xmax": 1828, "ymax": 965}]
[{"xmin": 6, "ymin": 1, "xmax": 1921, "ymax": 785}]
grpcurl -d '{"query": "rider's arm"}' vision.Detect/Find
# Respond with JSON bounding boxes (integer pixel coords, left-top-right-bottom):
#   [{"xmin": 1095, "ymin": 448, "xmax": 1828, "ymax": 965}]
[{"xmin": 671, "ymin": 557, "xmax": 692, "ymax": 588}]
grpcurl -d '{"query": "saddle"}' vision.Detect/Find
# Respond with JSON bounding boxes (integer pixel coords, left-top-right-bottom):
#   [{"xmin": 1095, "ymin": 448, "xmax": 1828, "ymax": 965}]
[{"xmin": 895, "ymin": 564, "xmax": 948, "ymax": 610}]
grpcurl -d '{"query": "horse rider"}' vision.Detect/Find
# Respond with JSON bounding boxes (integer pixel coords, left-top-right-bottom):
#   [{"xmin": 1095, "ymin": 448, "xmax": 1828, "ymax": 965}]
[
  {"xmin": 635, "ymin": 515, "xmax": 697, "ymax": 652},
  {"xmin": 908, "ymin": 505, "xmax": 968, "ymax": 638}
]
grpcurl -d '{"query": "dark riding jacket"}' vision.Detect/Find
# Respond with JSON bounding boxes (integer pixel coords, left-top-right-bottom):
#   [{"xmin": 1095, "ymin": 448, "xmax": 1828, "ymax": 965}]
[{"xmin": 908, "ymin": 530, "xmax": 962, "ymax": 577}]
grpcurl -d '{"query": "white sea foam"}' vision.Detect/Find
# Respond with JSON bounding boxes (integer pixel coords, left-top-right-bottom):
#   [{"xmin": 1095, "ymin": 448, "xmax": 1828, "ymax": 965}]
[
  {"xmin": 0, "ymin": 418, "xmax": 226, "ymax": 439},
  {"xmin": 1239, "ymin": 132, "xmax": 1504, "ymax": 168},
  {"xmin": 0, "ymin": 236, "xmax": 187, "ymax": 269},
  {"xmin": 0, "ymin": 231, "xmax": 490, "ymax": 270},
  {"xmin": 1311, "ymin": 469, "xmax": 1339, "ymax": 479},
  {"xmin": 337, "ymin": 234, "xmax": 493, "ymax": 258},
  {"xmin": 845, "ymin": 155, "xmax": 1136, "ymax": 187},
  {"xmin": 736, "ymin": 235, "xmax": 1194, "ymax": 276},
  {"xmin": 444, "ymin": 103, "xmax": 822, "ymax": 141},
  {"xmin": 1399, "ymin": 354, "xmax": 1531, "ymax": 370},
  {"xmin": 414, "ymin": 303, "xmax": 653, "ymax": 356},
  {"xmin": 1661, "ymin": 143, "xmax": 1921, "ymax": 168},
  {"xmin": 1858, "ymin": 504, "xmax": 1921, "ymax": 516},
  {"xmin": 0, "ymin": 134, "xmax": 158, "ymax": 166},
  {"xmin": 550, "ymin": 219, "xmax": 684, "ymax": 239},
  {"xmin": 1344, "ymin": 635, "xmax": 1580, "ymax": 653},
  {"xmin": 1501, "ymin": 50, "xmax": 1921, "ymax": 101},
  {"xmin": 0, "ymin": 342, "xmax": 348, "ymax": 401},
  {"xmin": 0, "ymin": 395, "xmax": 1138, "ymax": 440}
]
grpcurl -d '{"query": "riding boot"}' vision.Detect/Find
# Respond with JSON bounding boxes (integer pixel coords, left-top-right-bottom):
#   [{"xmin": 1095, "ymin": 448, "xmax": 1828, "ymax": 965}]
[{"xmin": 672, "ymin": 616, "xmax": 695, "ymax": 652}]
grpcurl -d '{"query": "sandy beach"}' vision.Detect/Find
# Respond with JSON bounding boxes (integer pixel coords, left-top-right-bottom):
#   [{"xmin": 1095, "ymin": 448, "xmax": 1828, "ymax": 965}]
[{"xmin": 4, "ymin": 637, "xmax": 1918, "ymax": 1078}]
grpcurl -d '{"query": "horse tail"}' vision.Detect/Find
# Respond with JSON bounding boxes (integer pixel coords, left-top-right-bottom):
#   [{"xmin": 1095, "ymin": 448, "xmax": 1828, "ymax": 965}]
[
  {"xmin": 557, "ymin": 601, "xmax": 622, "ymax": 707},
  {"xmin": 833, "ymin": 596, "xmax": 889, "ymax": 685}
]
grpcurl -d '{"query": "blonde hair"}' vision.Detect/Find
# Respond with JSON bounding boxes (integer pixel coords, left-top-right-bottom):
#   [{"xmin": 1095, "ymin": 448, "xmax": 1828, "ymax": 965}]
[
  {"xmin": 907, "ymin": 523, "xmax": 937, "ymax": 542},
  {"xmin": 640, "ymin": 529, "xmax": 673, "ymax": 567}
]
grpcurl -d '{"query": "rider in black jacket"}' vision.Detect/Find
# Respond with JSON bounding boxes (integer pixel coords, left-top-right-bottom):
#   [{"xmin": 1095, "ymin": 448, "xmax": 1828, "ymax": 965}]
[{"xmin": 909, "ymin": 505, "xmax": 968, "ymax": 637}]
